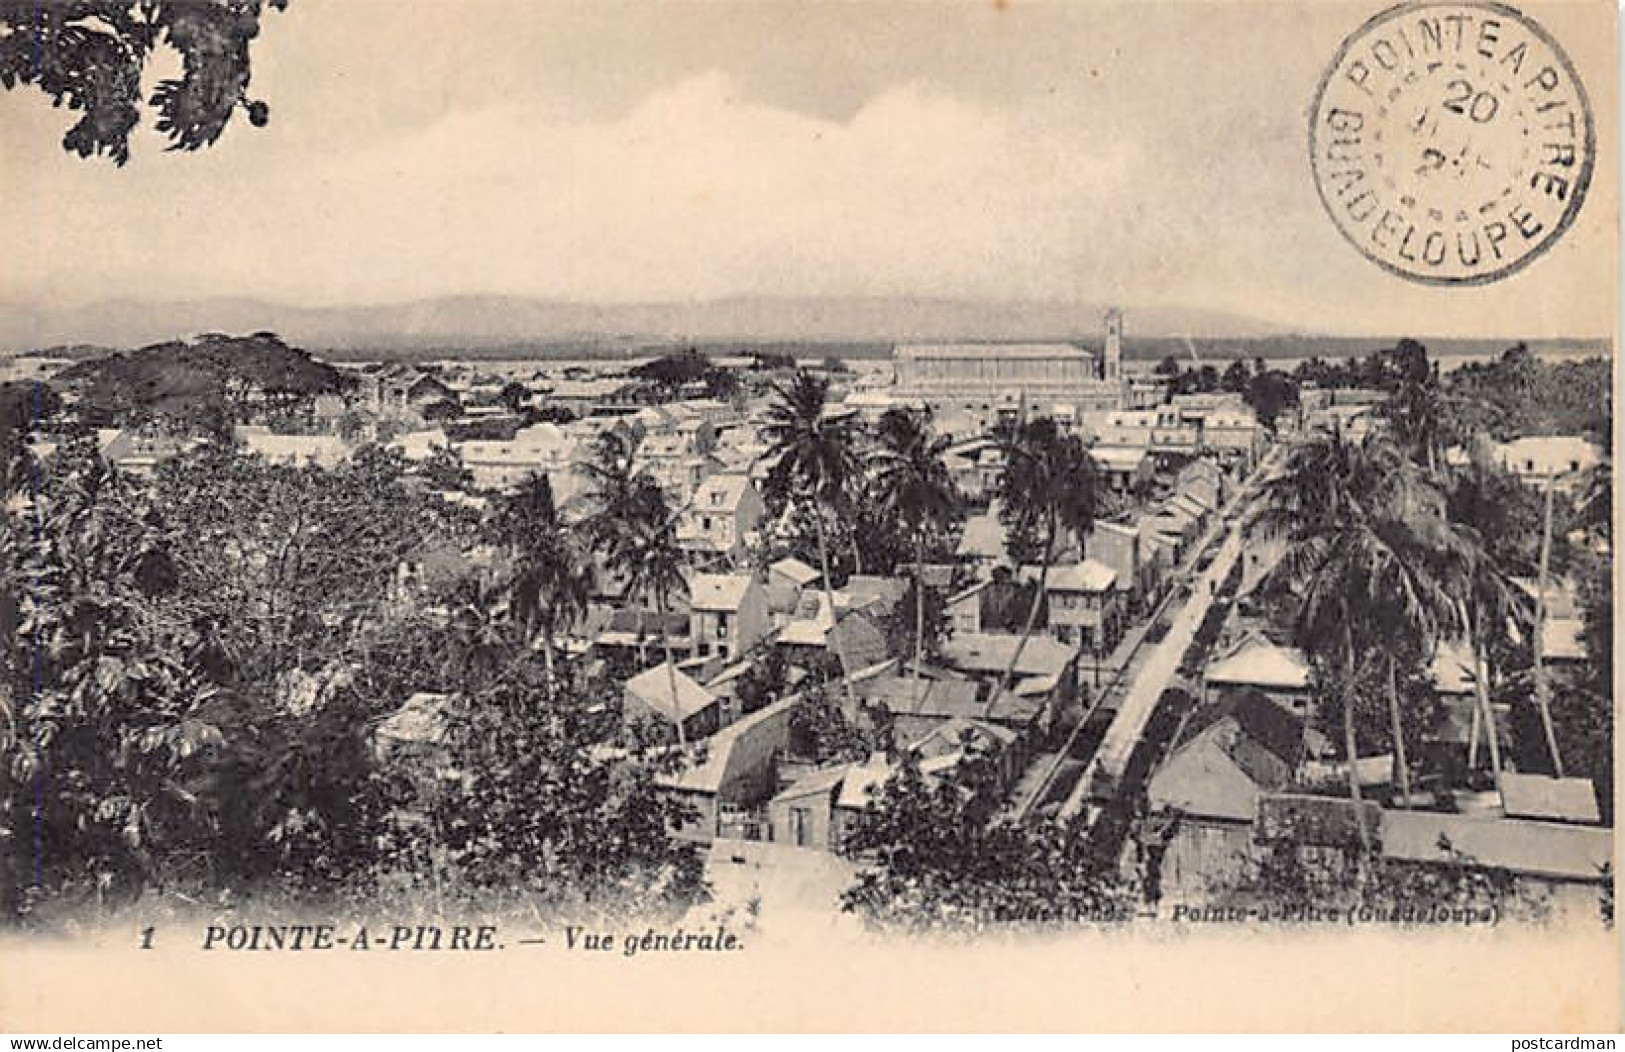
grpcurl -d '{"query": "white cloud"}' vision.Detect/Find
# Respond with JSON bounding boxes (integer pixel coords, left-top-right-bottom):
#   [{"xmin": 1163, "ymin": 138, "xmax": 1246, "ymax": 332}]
[{"xmin": 250, "ymin": 72, "xmax": 1140, "ymax": 305}]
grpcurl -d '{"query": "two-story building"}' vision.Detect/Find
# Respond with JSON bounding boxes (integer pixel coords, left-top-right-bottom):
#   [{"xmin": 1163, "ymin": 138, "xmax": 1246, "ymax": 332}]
[
  {"xmin": 1200, "ymin": 408, "xmax": 1264, "ymax": 465},
  {"xmin": 678, "ymin": 473, "xmax": 766, "ymax": 567},
  {"xmin": 688, "ymin": 572, "xmax": 771, "ymax": 661},
  {"xmin": 1024, "ymin": 560, "xmax": 1122, "ymax": 655},
  {"xmin": 1087, "ymin": 520, "xmax": 1143, "ymax": 613}
]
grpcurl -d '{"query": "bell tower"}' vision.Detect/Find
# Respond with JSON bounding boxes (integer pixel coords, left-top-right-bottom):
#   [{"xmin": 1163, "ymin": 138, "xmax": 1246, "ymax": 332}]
[{"xmin": 1103, "ymin": 308, "xmax": 1122, "ymax": 382}]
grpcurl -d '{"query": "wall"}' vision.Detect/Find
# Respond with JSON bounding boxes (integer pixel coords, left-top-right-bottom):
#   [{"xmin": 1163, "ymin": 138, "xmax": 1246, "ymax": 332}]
[
  {"xmin": 1157, "ymin": 820, "xmax": 1258, "ymax": 901},
  {"xmin": 768, "ymin": 789, "xmax": 839, "ymax": 851}
]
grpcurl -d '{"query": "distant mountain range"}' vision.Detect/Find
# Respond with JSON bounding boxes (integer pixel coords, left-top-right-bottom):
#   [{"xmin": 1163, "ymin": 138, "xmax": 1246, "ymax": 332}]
[
  {"xmin": 1, "ymin": 295, "xmax": 1610, "ymax": 364},
  {"xmin": 0, "ymin": 294, "xmax": 1294, "ymax": 353}
]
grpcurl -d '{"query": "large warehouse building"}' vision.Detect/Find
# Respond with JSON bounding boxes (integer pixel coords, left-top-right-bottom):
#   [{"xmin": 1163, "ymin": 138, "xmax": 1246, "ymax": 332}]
[{"xmin": 892, "ymin": 309, "xmax": 1130, "ymax": 421}]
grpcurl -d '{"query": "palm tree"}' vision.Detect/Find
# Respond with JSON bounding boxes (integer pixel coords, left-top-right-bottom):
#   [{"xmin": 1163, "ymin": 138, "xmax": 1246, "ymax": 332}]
[
  {"xmin": 761, "ymin": 371, "xmax": 861, "ymax": 709},
  {"xmin": 1446, "ymin": 524, "xmax": 1533, "ymax": 797},
  {"xmin": 990, "ymin": 416, "xmax": 1097, "ymax": 717},
  {"xmin": 1530, "ymin": 466, "xmax": 1566, "ymax": 777},
  {"xmin": 869, "ymin": 408, "xmax": 960, "ymax": 707},
  {"xmin": 577, "ymin": 431, "xmax": 692, "ymax": 744},
  {"xmin": 616, "ymin": 504, "xmax": 692, "ymax": 747},
  {"xmin": 1447, "ymin": 445, "xmax": 1567, "ymax": 778},
  {"xmin": 1579, "ymin": 460, "xmax": 1612, "ymax": 544},
  {"xmin": 1380, "ymin": 342, "xmax": 1456, "ymax": 475},
  {"xmin": 1360, "ymin": 485, "xmax": 1465, "ymax": 807},
  {"xmin": 492, "ymin": 474, "xmax": 591, "ymax": 681},
  {"xmin": 444, "ymin": 571, "xmax": 516, "ymax": 689},
  {"xmin": 837, "ymin": 471, "xmax": 869, "ymax": 578},
  {"xmin": 1260, "ymin": 431, "xmax": 1450, "ymax": 846},
  {"xmin": 575, "ymin": 428, "xmax": 661, "ymax": 555}
]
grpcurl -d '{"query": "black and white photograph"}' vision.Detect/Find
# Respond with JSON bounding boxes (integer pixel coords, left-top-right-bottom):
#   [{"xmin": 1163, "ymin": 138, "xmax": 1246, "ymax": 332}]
[{"xmin": 0, "ymin": 0, "xmax": 1616, "ymax": 1034}]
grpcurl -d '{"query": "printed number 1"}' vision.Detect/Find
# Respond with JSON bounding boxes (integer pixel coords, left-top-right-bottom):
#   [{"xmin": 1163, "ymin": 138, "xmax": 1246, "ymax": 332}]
[{"xmin": 140, "ymin": 926, "xmax": 155, "ymax": 950}]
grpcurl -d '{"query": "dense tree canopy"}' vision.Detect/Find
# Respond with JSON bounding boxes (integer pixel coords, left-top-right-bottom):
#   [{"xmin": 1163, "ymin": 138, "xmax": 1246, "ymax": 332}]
[
  {"xmin": 842, "ymin": 754, "xmax": 1130, "ymax": 931},
  {"xmin": 1245, "ymin": 369, "xmax": 1298, "ymax": 434},
  {"xmin": 1445, "ymin": 348, "xmax": 1612, "ymax": 443},
  {"xmin": 628, "ymin": 349, "xmax": 739, "ymax": 401},
  {"xmin": 56, "ymin": 333, "xmax": 349, "ymax": 434},
  {"xmin": 1, "ymin": 438, "xmax": 705, "ymax": 922},
  {"xmin": 0, "ymin": 381, "xmax": 61, "ymax": 493}
]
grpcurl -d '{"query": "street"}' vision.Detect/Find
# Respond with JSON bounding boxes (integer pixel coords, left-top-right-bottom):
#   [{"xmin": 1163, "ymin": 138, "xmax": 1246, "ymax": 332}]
[{"xmin": 1055, "ymin": 448, "xmax": 1280, "ymax": 821}]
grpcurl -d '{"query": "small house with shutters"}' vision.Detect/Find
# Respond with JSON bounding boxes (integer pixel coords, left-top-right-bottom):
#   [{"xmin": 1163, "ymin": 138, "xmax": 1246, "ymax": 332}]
[{"xmin": 658, "ymin": 694, "xmax": 799, "ymax": 842}]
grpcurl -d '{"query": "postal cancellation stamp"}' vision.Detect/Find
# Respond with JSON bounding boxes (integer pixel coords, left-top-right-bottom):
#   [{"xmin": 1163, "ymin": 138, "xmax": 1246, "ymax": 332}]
[{"xmin": 1309, "ymin": 1, "xmax": 1594, "ymax": 285}]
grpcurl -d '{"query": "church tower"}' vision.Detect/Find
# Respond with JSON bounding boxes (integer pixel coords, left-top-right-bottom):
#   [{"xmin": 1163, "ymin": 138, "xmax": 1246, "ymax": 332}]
[{"xmin": 1103, "ymin": 308, "xmax": 1123, "ymax": 382}]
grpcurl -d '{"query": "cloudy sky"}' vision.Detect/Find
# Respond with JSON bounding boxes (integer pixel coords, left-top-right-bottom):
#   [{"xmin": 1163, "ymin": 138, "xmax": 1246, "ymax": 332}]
[{"xmin": 0, "ymin": 0, "xmax": 1614, "ymax": 336}]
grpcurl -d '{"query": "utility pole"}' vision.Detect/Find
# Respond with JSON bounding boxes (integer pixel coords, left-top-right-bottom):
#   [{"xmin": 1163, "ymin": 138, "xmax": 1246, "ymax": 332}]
[{"xmin": 1532, "ymin": 466, "xmax": 1566, "ymax": 778}]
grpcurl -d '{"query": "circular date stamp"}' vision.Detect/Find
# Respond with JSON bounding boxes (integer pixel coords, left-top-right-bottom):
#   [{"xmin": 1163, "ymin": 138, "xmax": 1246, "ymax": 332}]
[{"xmin": 1309, "ymin": 1, "xmax": 1593, "ymax": 285}]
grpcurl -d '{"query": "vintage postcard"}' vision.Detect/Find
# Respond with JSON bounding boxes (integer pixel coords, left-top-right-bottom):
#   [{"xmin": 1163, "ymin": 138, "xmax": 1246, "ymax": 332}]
[{"xmin": 0, "ymin": 0, "xmax": 1617, "ymax": 1034}]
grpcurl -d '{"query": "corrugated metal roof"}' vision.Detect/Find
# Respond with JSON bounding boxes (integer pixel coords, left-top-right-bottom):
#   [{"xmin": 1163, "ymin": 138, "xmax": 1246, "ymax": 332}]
[
  {"xmin": 625, "ymin": 665, "xmax": 717, "ymax": 721},
  {"xmin": 1500, "ymin": 772, "xmax": 1601, "ymax": 824},
  {"xmin": 896, "ymin": 343, "xmax": 1090, "ymax": 361},
  {"xmin": 689, "ymin": 572, "xmax": 755, "ymax": 611},
  {"xmin": 1382, "ymin": 810, "xmax": 1612, "ymax": 881}
]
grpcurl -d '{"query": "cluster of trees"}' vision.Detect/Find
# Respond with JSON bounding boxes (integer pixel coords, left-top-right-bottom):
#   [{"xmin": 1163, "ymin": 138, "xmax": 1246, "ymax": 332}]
[
  {"xmin": 840, "ymin": 749, "xmax": 1131, "ymax": 932},
  {"xmin": 0, "ymin": 381, "xmax": 62, "ymax": 493},
  {"xmin": 1157, "ymin": 337, "xmax": 1611, "ymax": 451},
  {"xmin": 627, "ymin": 350, "xmax": 741, "ymax": 402},
  {"xmin": 1257, "ymin": 339, "xmax": 1614, "ymax": 856},
  {"xmin": 1446, "ymin": 345, "xmax": 1612, "ymax": 444},
  {"xmin": 786, "ymin": 684, "xmax": 888, "ymax": 769},
  {"xmin": 54, "ymin": 333, "xmax": 350, "ymax": 437},
  {"xmin": 0, "ymin": 434, "xmax": 705, "ymax": 924},
  {"xmin": 1287, "ymin": 339, "xmax": 1610, "ymax": 443},
  {"xmin": 6, "ymin": 357, "xmax": 1110, "ymax": 926},
  {"xmin": 1289, "ymin": 341, "xmax": 1437, "ymax": 392},
  {"xmin": 1154, "ymin": 354, "xmax": 1252, "ymax": 396},
  {"xmin": 1152, "ymin": 355, "xmax": 1299, "ymax": 433}
]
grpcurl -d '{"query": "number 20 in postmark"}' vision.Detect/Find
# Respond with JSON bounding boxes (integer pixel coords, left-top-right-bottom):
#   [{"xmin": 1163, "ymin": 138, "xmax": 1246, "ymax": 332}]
[{"xmin": 1309, "ymin": 1, "xmax": 1593, "ymax": 285}]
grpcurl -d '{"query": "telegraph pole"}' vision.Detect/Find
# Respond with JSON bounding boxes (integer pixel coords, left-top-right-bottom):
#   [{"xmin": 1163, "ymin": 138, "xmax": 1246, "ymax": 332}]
[{"xmin": 1532, "ymin": 466, "xmax": 1566, "ymax": 778}]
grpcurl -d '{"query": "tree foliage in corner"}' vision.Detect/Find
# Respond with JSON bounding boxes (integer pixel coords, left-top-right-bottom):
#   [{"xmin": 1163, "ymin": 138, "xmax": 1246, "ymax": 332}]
[{"xmin": 0, "ymin": 0, "xmax": 288, "ymax": 165}]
